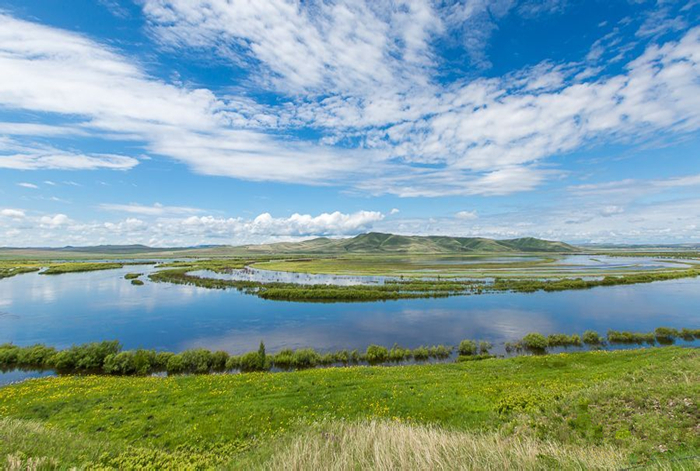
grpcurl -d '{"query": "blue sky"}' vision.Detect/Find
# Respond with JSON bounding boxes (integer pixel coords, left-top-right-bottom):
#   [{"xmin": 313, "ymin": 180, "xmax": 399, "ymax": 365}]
[{"xmin": 1, "ymin": 0, "xmax": 699, "ymax": 246}]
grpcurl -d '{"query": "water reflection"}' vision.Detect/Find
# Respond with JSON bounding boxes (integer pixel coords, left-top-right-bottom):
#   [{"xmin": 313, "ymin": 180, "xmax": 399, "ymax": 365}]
[{"xmin": 189, "ymin": 268, "xmax": 391, "ymax": 286}]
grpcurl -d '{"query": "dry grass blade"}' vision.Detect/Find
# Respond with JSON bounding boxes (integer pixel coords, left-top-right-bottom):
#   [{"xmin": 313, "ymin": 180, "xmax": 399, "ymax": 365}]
[{"xmin": 264, "ymin": 419, "xmax": 627, "ymax": 470}]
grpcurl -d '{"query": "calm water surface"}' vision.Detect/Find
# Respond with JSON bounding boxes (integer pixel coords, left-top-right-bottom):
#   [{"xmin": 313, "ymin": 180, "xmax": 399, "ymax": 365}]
[{"xmin": 1, "ymin": 265, "xmax": 698, "ymax": 384}]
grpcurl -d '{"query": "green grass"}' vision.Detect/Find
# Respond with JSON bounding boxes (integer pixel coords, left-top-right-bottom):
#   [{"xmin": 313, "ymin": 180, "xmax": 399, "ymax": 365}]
[
  {"xmin": 253, "ymin": 255, "xmax": 557, "ymax": 277},
  {"xmin": 0, "ymin": 266, "xmax": 40, "ymax": 279},
  {"xmin": 40, "ymin": 262, "xmax": 125, "ymax": 275},
  {"xmin": 0, "ymin": 348, "xmax": 697, "ymax": 468},
  {"xmin": 252, "ymin": 254, "xmax": 699, "ymax": 279}
]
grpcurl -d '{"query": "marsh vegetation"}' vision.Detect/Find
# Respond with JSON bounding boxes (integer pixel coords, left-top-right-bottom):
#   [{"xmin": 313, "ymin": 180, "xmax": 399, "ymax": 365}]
[{"xmin": 1, "ymin": 326, "xmax": 697, "ymax": 377}]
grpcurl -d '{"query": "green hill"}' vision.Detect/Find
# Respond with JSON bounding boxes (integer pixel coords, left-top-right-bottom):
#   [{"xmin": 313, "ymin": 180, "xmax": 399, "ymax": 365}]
[{"xmin": 239, "ymin": 232, "xmax": 579, "ymax": 254}]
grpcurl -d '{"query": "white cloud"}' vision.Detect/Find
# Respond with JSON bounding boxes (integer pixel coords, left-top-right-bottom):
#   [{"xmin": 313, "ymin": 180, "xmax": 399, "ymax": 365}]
[
  {"xmin": 17, "ymin": 182, "xmax": 38, "ymax": 189},
  {"xmin": 389, "ymin": 208, "xmax": 400, "ymax": 215},
  {"xmin": 143, "ymin": 0, "xmax": 441, "ymax": 95},
  {"xmin": 100, "ymin": 202, "xmax": 206, "ymax": 216},
  {"xmin": 0, "ymin": 210, "xmax": 386, "ymax": 247},
  {"xmin": 455, "ymin": 210, "xmax": 478, "ymax": 220},
  {"xmin": 39, "ymin": 214, "xmax": 70, "ymax": 228},
  {"xmin": 0, "ymin": 209, "xmax": 25, "ymax": 218},
  {"xmin": 2, "ymin": 151, "xmax": 138, "ymax": 171},
  {"xmin": 0, "ymin": 10, "xmax": 699, "ymax": 198}
]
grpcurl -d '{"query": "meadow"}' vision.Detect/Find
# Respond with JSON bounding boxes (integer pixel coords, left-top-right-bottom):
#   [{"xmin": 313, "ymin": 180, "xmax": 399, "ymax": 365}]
[{"xmin": 0, "ymin": 347, "xmax": 697, "ymax": 469}]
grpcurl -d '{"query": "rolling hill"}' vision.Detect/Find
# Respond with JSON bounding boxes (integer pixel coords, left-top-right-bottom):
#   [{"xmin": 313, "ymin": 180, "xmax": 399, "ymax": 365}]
[
  {"xmin": 0, "ymin": 233, "xmax": 579, "ymax": 258},
  {"xmin": 238, "ymin": 232, "xmax": 579, "ymax": 254}
]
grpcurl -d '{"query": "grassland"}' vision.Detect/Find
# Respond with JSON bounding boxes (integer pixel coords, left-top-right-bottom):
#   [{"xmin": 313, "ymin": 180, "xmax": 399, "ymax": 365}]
[
  {"xmin": 253, "ymin": 254, "xmax": 558, "ymax": 277},
  {"xmin": 0, "ymin": 347, "xmax": 697, "ymax": 469},
  {"xmin": 253, "ymin": 253, "xmax": 700, "ymax": 278}
]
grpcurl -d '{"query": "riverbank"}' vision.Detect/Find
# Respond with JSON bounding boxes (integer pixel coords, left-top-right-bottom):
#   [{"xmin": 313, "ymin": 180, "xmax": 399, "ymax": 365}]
[{"xmin": 1, "ymin": 347, "xmax": 697, "ymax": 469}]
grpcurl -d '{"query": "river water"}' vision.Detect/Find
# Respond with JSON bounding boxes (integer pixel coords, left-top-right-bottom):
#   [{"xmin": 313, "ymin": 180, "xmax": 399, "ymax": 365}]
[{"xmin": 1, "ymin": 262, "xmax": 698, "ymax": 384}]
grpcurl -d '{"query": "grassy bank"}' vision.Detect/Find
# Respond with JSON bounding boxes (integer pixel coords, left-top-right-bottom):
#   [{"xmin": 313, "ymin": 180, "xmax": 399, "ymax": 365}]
[{"xmin": 1, "ymin": 348, "xmax": 698, "ymax": 469}]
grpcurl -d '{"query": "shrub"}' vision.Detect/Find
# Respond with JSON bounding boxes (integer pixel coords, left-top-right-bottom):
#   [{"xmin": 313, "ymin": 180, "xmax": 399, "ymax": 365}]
[
  {"xmin": 166, "ymin": 354, "xmax": 185, "ymax": 374},
  {"xmin": 179, "ymin": 349, "xmax": 214, "ymax": 374},
  {"xmin": 319, "ymin": 353, "xmax": 336, "ymax": 365},
  {"xmin": 272, "ymin": 349, "xmax": 294, "ymax": 369},
  {"xmin": 0, "ymin": 344, "xmax": 20, "ymax": 369},
  {"xmin": 607, "ymin": 330, "xmax": 655, "ymax": 344},
  {"xmin": 334, "ymin": 350, "xmax": 350, "ymax": 364},
  {"xmin": 582, "ymin": 330, "xmax": 602, "ymax": 345},
  {"xmin": 16, "ymin": 344, "xmax": 56, "ymax": 369},
  {"xmin": 211, "ymin": 351, "xmax": 230, "ymax": 372},
  {"xmin": 679, "ymin": 328, "xmax": 700, "ymax": 340},
  {"xmin": 239, "ymin": 351, "xmax": 268, "ymax": 372},
  {"xmin": 154, "ymin": 352, "xmax": 174, "ymax": 370},
  {"xmin": 225, "ymin": 355, "xmax": 241, "ymax": 371},
  {"xmin": 104, "ymin": 351, "xmax": 156, "ymax": 375},
  {"xmin": 365, "ymin": 345, "xmax": 389, "ymax": 363},
  {"xmin": 349, "ymin": 350, "xmax": 361, "ymax": 363},
  {"xmin": 291, "ymin": 349, "xmax": 321, "ymax": 369},
  {"xmin": 458, "ymin": 340, "xmax": 477, "ymax": 356},
  {"xmin": 654, "ymin": 327, "xmax": 679, "ymax": 343},
  {"xmin": 412, "ymin": 346, "xmax": 429, "ymax": 360},
  {"xmin": 478, "ymin": 341, "xmax": 492, "ymax": 355},
  {"xmin": 388, "ymin": 344, "xmax": 411, "ymax": 362},
  {"xmin": 429, "ymin": 345, "xmax": 452, "ymax": 359},
  {"xmin": 53, "ymin": 341, "xmax": 121, "ymax": 371},
  {"xmin": 547, "ymin": 334, "xmax": 582, "ymax": 347},
  {"xmin": 522, "ymin": 333, "xmax": 548, "ymax": 351}
]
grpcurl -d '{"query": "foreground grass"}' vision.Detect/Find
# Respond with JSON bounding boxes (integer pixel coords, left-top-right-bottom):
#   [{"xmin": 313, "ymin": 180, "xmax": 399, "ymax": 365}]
[
  {"xmin": 265, "ymin": 419, "xmax": 629, "ymax": 470},
  {"xmin": 1, "ymin": 348, "xmax": 698, "ymax": 468}
]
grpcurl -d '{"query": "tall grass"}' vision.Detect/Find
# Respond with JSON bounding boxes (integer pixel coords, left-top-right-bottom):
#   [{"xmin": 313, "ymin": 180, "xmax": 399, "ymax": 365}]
[{"xmin": 265, "ymin": 419, "xmax": 627, "ymax": 470}]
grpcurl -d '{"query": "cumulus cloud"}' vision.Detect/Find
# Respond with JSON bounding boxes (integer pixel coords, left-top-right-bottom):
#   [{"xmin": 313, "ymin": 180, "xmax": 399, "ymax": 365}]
[
  {"xmin": 455, "ymin": 210, "xmax": 478, "ymax": 220},
  {"xmin": 0, "ymin": 209, "xmax": 25, "ymax": 218},
  {"xmin": 0, "ymin": 210, "xmax": 386, "ymax": 247},
  {"xmin": 39, "ymin": 214, "xmax": 71, "ymax": 228}
]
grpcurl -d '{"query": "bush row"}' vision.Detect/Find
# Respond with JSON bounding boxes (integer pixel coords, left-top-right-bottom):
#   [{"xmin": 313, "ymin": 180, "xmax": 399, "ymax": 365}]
[
  {"xmin": 0, "ymin": 341, "xmax": 455, "ymax": 376},
  {"xmin": 504, "ymin": 327, "xmax": 700, "ymax": 352},
  {"xmin": 1, "ymin": 327, "xmax": 696, "ymax": 376}
]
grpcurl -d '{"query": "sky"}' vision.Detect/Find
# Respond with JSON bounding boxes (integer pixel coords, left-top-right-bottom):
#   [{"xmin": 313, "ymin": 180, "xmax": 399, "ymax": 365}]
[{"xmin": 1, "ymin": 0, "xmax": 699, "ymax": 247}]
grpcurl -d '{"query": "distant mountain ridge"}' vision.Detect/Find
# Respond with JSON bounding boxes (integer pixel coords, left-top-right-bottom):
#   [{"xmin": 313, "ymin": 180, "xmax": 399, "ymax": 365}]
[
  {"xmin": 0, "ymin": 233, "xmax": 579, "ymax": 256},
  {"xmin": 238, "ymin": 232, "xmax": 579, "ymax": 254}
]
